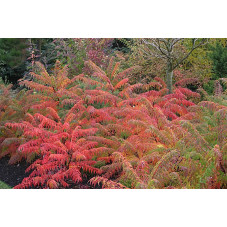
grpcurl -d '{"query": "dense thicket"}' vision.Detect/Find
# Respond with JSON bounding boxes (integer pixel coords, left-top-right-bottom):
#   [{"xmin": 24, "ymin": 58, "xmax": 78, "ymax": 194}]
[{"xmin": 0, "ymin": 38, "xmax": 226, "ymax": 189}]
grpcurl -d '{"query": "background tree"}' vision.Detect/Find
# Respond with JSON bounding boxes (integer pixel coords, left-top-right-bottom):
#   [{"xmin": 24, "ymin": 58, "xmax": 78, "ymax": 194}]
[
  {"xmin": 209, "ymin": 40, "xmax": 227, "ymax": 80},
  {"xmin": 0, "ymin": 38, "xmax": 29, "ymax": 85},
  {"xmin": 138, "ymin": 38, "xmax": 208, "ymax": 93}
]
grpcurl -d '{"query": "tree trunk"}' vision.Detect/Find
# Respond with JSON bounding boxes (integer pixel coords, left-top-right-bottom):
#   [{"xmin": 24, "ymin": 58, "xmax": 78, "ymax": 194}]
[
  {"xmin": 38, "ymin": 39, "xmax": 42, "ymax": 55},
  {"xmin": 166, "ymin": 63, "xmax": 173, "ymax": 94}
]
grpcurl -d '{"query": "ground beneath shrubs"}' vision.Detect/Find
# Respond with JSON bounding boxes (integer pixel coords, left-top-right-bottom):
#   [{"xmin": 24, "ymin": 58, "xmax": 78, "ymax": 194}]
[
  {"xmin": 0, "ymin": 157, "xmax": 101, "ymax": 189},
  {"xmin": 0, "ymin": 157, "xmax": 29, "ymax": 188}
]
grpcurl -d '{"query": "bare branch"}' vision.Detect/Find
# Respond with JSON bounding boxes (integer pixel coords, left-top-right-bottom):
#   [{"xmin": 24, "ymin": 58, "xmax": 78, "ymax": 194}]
[
  {"xmin": 142, "ymin": 39, "xmax": 170, "ymax": 59},
  {"xmin": 171, "ymin": 38, "xmax": 183, "ymax": 47},
  {"xmin": 156, "ymin": 39, "xmax": 171, "ymax": 60},
  {"xmin": 140, "ymin": 46, "xmax": 166, "ymax": 59}
]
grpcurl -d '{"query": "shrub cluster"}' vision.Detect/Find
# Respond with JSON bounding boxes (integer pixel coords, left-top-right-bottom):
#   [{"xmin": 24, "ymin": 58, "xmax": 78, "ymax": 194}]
[{"xmin": 0, "ymin": 59, "xmax": 226, "ymax": 189}]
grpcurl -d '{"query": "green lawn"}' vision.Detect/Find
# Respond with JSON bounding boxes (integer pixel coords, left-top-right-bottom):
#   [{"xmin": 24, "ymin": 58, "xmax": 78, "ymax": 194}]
[{"xmin": 0, "ymin": 180, "xmax": 11, "ymax": 189}]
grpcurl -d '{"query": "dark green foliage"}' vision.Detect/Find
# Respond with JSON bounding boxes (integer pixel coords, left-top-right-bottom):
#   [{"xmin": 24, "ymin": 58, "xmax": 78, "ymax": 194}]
[
  {"xmin": 209, "ymin": 42, "xmax": 227, "ymax": 80},
  {"xmin": 203, "ymin": 80, "xmax": 215, "ymax": 95},
  {"xmin": 29, "ymin": 38, "xmax": 57, "ymax": 72},
  {"xmin": 0, "ymin": 38, "xmax": 29, "ymax": 84},
  {"xmin": 111, "ymin": 38, "xmax": 132, "ymax": 53}
]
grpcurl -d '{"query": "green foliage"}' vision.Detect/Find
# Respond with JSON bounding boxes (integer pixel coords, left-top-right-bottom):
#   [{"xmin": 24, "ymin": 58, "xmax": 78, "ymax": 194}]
[
  {"xmin": 52, "ymin": 38, "xmax": 86, "ymax": 75},
  {"xmin": 30, "ymin": 38, "xmax": 58, "ymax": 71},
  {"xmin": 0, "ymin": 38, "xmax": 28, "ymax": 84},
  {"xmin": 0, "ymin": 180, "xmax": 11, "ymax": 189},
  {"xmin": 198, "ymin": 162, "xmax": 215, "ymax": 186},
  {"xmin": 203, "ymin": 80, "xmax": 215, "ymax": 95},
  {"xmin": 209, "ymin": 41, "xmax": 227, "ymax": 80},
  {"xmin": 182, "ymin": 39, "xmax": 212, "ymax": 81}
]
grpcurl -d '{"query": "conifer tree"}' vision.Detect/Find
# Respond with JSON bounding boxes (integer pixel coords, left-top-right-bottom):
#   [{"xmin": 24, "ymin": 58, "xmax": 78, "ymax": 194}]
[
  {"xmin": 0, "ymin": 38, "xmax": 29, "ymax": 84},
  {"xmin": 209, "ymin": 41, "xmax": 227, "ymax": 79}
]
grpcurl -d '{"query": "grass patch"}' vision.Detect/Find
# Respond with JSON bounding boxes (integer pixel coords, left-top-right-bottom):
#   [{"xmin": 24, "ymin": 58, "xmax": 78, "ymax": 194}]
[{"xmin": 0, "ymin": 180, "xmax": 11, "ymax": 189}]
